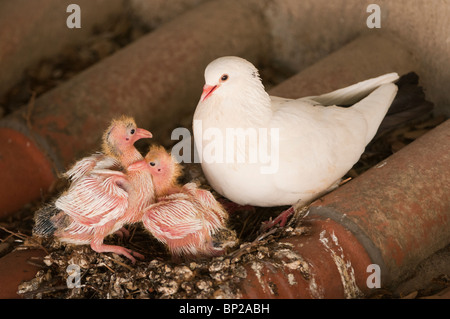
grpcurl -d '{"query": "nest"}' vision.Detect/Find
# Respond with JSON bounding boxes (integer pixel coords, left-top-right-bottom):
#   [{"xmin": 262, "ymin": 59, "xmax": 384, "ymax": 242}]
[{"xmin": 15, "ymin": 200, "xmax": 311, "ymax": 299}]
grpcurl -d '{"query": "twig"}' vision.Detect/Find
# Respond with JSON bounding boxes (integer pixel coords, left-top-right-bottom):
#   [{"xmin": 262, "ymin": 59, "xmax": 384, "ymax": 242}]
[
  {"xmin": 0, "ymin": 226, "xmax": 28, "ymax": 240},
  {"xmin": 339, "ymin": 177, "xmax": 352, "ymax": 186},
  {"xmin": 104, "ymin": 255, "xmax": 134, "ymax": 271},
  {"xmin": 20, "ymin": 285, "xmax": 69, "ymax": 299},
  {"xmin": 26, "ymin": 260, "xmax": 47, "ymax": 268},
  {"xmin": 286, "ymin": 204, "xmax": 310, "ymax": 229},
  {"xmin": 128, "ymin": 225, "xmax": 138, "ymax": 243},
  {"xmin": 98, "ymin": 261, "xmax": 116, "ymax": 273},
  {"xmin": 0, "ymin": 226, "xmax": 49, "ymax": 255},
  {"xmin": 0, "ymin": 233, "xmax": 14, "ymax": 243},
  {"xmin": 230, "ymin": 228, "xmax": 278, "ymax": 259},
  {"xmin": 237, "ymin": 214, "xmax": 250, "ymax": 240}
]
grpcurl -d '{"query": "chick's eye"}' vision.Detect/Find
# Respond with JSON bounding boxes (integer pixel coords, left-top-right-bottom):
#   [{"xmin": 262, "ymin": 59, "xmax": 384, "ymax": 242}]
[
  {"xmin": 130, "ymin": 129, "xmax": 135, "ymax": 134},
  {"xmin": 220, "ymin": 74, "xmax": 229, "ymax": 82},
  {"xmin": 149, "ymin": 162, "xmax": 156, "ymax": 166}
]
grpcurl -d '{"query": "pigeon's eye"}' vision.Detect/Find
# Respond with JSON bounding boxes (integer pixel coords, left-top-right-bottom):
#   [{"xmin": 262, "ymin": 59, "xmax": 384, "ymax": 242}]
[
  {"xmin": 130, "ymin": 129, "xmax": 135, "ymax": 134},
  {"xmin": 220, "ymin": 74, "xmax": 229, "ymax": 82},
  {"xmin": 150, "ymin": 162, "xmax": 156, "ymax": 167}
]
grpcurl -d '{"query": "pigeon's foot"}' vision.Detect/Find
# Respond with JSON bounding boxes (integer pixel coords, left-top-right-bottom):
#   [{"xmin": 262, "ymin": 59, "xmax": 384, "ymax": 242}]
[
  {"xmin": 91, "ymin": 242, "xmax": 144, "ymax": 264},
  {"xmin": 261, "ymin": 206, "xmax": 295, "ymax": 231}
]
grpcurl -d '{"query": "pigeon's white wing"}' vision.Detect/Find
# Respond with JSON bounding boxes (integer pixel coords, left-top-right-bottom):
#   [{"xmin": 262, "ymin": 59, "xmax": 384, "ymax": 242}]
[
  {"xmin": 55, "ymin": 170, "xmax": 129, "ymax": 227},
  {"xmin": 270, "ymin": 96, "xmax": 293, "ymax": 104},
  {"xmin": 269, "ymin": 98, "xmax": 368, "ymax": 195},
  {"xmin": 268, "ymin": 80, "xmax": 397, "ymax": 196},
  {"xmin": 303, "ymin": 73, "xmax": 399, "ymax": 106}
]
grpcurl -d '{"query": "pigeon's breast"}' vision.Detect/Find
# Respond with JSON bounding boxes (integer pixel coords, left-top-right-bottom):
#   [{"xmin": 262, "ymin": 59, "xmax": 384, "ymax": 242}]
[{"xmin": 200, "ymin": 160, "xmax": 299, "ymax": 206}]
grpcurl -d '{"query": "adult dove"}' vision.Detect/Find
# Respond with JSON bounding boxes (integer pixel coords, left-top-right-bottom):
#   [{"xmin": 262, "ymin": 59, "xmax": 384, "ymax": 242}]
[{"xmin": 193, "ymin": 56, "xmax": 398, "ymax": 227}]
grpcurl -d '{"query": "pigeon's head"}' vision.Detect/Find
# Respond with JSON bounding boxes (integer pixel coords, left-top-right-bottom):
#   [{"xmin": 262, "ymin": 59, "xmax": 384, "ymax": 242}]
[
  {"xmin": 144, "ymin": 145, "xmax": 183, "ymax": 191},
  {"xmin": 102, "ymin": 116, "xmax": 152, "ymax": 157},
  {"xmin": 200, "ymin": 56, "xmax": 264, "ymax": 102}
]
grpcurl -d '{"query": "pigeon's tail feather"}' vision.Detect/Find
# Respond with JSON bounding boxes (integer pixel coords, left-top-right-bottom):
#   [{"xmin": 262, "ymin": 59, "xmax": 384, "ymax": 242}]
[
  {"xmin": 308, "ymin": 72, "xmax": 399, "ymax": 106},
  {"xmin": 353, "ymin": 83, "xmax": 398, "ymax": 144},
  {"xmin": 33, "ymin": 202, "xmax": 65, "ymax": 237},
  {"xmin": 376, "ymin": 72, "xmax": 434, "ymax": 136}
]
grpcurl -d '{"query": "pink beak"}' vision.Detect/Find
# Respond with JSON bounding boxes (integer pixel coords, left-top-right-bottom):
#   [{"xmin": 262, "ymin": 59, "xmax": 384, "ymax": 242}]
[
  {"xmin": 200, "ymin": 84, "xmax": 218, "ymax": 102},
  {"xmin": 134, "ymin": 128, "xmax": 153, "ymax": 141},
  {"xmin": 127, "ymin": 160, "xmax": 149, "ymax": 171}
]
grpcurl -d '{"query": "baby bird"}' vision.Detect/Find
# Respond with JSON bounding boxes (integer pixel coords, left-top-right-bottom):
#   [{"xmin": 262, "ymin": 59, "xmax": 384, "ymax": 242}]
[
  {"xmin": 33, "ymin": 116, "xmax": 155, "ymax": 263},
  {"xmin": 193, "ymin": 56, "xmax": 399, "ymax": 228},
  {"xmin": 136, "ymin": 145, "xmax": 229, "ymax": 259}
]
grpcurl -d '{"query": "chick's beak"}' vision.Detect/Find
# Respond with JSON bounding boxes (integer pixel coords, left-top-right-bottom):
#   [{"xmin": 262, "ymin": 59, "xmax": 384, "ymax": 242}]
[
  {"xmin": 201, "ymin": 84, "xmax": 218, "ymax": 102},
  {"xmin": 135, "ymin": 128, "xmax": 153, "ymax": 141},
  {"xmin": 127, "ymin": 160, "xmax": 149, "ymax": 172}
]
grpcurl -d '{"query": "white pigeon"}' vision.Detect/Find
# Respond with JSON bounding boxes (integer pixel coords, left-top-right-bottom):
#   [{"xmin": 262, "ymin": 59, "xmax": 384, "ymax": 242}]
[{"xmin": 193, "ymin": 56, "xmax": 398, "ymax": 226}]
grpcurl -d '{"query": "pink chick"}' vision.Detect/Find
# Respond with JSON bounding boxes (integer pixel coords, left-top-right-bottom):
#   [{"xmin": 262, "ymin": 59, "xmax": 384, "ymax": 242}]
[
  {"xmin": 135, "ymin": 145, "xmax": 229, "ymax": 259},
  {"xmin": 33, "ymin": 116, "xmax": 155, "ymax": 263}
]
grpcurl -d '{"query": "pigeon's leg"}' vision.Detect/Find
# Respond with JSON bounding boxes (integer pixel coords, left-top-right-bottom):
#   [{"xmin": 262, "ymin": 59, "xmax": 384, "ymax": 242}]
[
  {"xmin": 261, "ymin": 206, "xmax": 295, "ymax": 231},
  {"xmin": 91, "ymin": 225, "xmax": 144, "ymax": 263},
  {"xmin": 261, "ymin": 200, "xmax": 311, "ymax": 231},
  {"xmin": 113, "ymin": 227, "xmax": 130, "ymax": 240}
]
